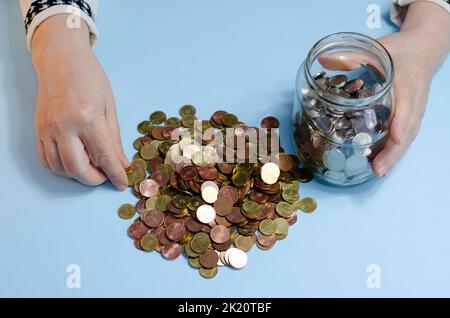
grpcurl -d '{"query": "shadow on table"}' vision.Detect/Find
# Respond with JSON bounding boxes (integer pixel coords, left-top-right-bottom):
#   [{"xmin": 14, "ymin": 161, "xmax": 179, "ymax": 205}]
[
  {"xmin": 267, "ymin": 87, "xmax": 384, "ymax": 205},
  {"xmin": 0, "ymin": 1, "xmax": 112, "ymax": 198}
]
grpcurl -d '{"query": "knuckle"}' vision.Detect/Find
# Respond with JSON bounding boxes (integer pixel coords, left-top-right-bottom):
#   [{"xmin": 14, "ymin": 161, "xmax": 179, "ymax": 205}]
[
  {"xmin": 76, "ymin": 106, "xmax": 96, "ymax": 126},
  {"xmin": 95, "ymin": 152, "xmax": 111, "ymax": 168}
]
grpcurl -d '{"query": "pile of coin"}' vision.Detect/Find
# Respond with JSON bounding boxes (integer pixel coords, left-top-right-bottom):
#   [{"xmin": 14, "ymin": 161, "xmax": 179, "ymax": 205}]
[
  {"xmin": 293, "ymin": 71, "xmax": 392, "ymax": 185},
  {"xmin": 117, "ymin": 105, "xmax": 317, "ymax": 278}
]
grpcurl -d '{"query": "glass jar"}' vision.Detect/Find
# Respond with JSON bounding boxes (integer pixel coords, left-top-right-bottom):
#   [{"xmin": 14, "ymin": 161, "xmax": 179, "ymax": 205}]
[{"xmin": 292, "ymin": 32, "xmax": 394, "ymax": 186}]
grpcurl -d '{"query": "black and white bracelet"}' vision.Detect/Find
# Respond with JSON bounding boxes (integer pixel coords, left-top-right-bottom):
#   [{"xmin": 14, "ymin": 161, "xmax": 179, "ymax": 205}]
[{"xmin": 24, "ymin": 0, "xmax": 94, "ymax": 35}]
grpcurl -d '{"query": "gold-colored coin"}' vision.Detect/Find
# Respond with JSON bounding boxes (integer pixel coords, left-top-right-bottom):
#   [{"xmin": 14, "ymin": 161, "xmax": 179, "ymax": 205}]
[
  {"xmin": 126, "ymin": 170, "xmax": 141, "ymax": 187},
  {"xmin": 149, "ymin": 111, "xmax": 167, "ymax": 125},
  {"xmin": 179, "ymin": 105, "xmax": 197, "ymax": 117},
  {"xmin": 234, "ymin": 235, "xmax": 254, "ymax": 252},
  {"xmin": 232, "ymin": 170, "xmax": 250, "ymax": 187},
  {"xmin": 118, "ymin": 204, "xmax": 136, "ymax": 220},
  {"xmin": 140, "ymin": 144, "xmax": 158, "ymax": 160},
  {"xmin": 259, "ymin": 219, "xmax": 277, "ymax": 236},
  {"xmin": 133, "ymin": 137, "xmax": 144, "ymax": 151},
  {"xmin": 221, "ymin": 114, "xmax": 238, "ymax": 127},
  {"xmin": 137, "ymin": 120, "xmax": 152, "ymax": 134},
  {"xmin": 188, "ymin": 257, "xmax": 201, "ymax": 269},
  {"xmin": 299, "ymin": 197, "xmax": 317, "ymax": 213},
  {"xmin": 140, "ymin": 234, "xmax": 158, "ymax": 251},
  {"xmin": 274, "ymin": 218, "xmax": 289, "ymax": 235},
  {"xmin": 242, "ymin": 200, "xmax": 260, "ymax": 215},
  {"xmin": 181, "ymin": 114, "xmax": 197, "ymax": 128},
  {"xmin": 199, "ymin": 266, "xmax": 218, "ymax": 279},
  {"xmin": 276, "ymin": 202, "xmax": 294, "ymax": 218}
]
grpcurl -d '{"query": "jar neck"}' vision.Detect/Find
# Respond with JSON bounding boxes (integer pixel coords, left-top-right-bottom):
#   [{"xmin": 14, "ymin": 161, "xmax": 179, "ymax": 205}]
[{"xmin": 303, "ymin": 32, "xmax": 394, "ymax": 108}]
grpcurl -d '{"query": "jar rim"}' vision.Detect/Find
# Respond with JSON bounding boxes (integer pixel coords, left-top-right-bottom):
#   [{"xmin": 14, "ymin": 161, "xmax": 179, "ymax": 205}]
[{"xmin": 302, "ymin": 32, "xmax": 394, "ymax": 108}]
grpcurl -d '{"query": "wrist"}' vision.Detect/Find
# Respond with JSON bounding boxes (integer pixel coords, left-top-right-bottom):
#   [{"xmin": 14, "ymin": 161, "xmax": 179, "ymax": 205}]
[{"xmin": 31, "ymin": 14, "xmax": 90, "ymax": 63}]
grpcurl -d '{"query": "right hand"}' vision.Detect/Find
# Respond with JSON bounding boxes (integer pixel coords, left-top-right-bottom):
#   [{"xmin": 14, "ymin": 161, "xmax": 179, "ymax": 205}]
[{"xmin": 31, "ymin": 14, "xmax": 128, "ymax": 190}]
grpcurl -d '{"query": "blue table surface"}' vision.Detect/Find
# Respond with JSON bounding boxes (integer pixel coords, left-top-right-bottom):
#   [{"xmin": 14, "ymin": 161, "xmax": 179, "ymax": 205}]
[{"xmin": 1, "ymin": 0, "xmax": 449, "ymax": 297}]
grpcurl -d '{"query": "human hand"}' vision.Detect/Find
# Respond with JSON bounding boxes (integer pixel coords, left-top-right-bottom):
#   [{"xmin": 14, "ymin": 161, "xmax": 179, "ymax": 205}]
[
  {"xmin": 318, "ymin": 2, "xmax": 449, "ymax": 177},
  {"xmin": 31, "ymin": 14, "xmax": 128, "ymax": 189}
]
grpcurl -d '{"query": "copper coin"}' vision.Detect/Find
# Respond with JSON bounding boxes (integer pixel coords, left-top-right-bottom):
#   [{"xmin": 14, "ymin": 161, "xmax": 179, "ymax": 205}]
[
  {"xmin": 248, "ymin": 191, "xmax": 269, "ymax": 204},
  {"xmin": 213, "ymin": 197, "xmax": 234, "ymax": 217},
  {"xmin": 217, "ymin": 163, "xmax": 234, "ymax": 175},
  {"xmin": 256, "ymin": 233, "xmax": 277, "ymax": 248},
  {"xmin": 142, "ymin": 134, "xmax": 153, "ymax": 144},
  {"xmin": 218, "ymin": 186, "xmax": 239, "ymax": 205},
  {"xmin": 211, "ymin": 110, "xmax": 228, "ymax": 126},
  {"xmin": 128, "ymin": 221, "xmax": 149, "ymax": 240},
  {"xmin": 198, "ymin": 250, "xmax": 219, "ymax": 269},
  {"xmin": 278, "ymin": 154, "xmax": 296, "ymax": 172},
  {"xmin": 212, "ymin": 239, "xmax": 232, "ymax": 251},
  {"xmin": 151, "ymin": 126, "xmax": 165, "ymax": 140},
  {"xmin": 158, "ymin": 229, "xmax": 174, "ymax": 246},
  {"xmin": 185, "ymin": 217, "xmax": 205, "ymax": 233},
  {"xmin": 161, "ymin": 126, "xmax": 177, "ymax": 140},
  {"xmin": 201, "ymin": 225, "xmax": 211, "ymax": 233},
  {"xmin": 161, "ymin": 243, "xmax": 182, "ymax": 260},
  {"xmin": 329, "ymin": 74, "xmax": 348, "ymax": 87},
  {"xmin": 167, "ymin": 200, "xmax": 185, "ymax": 214},
  {"xmin": 139, "ymin": 179, "xmax": 160, "ymax": 197},
  {"xmin": 166, "ymin": 222, "xmax": 186, "ymax": 242},
  {"xmin": 225, "ymin": 207, "xmax": 246, "ymax": 224},
  {"xmin": 198, "ymin": 166, "xmax": 218, "ymax": 181},
  {"xmin": 188, "ymin": 180, "xmax": 201, "ymax": 193},
  {"xmin": 210, "ymin": 225, "xmax": 231, "ymax": 244},
  {"xmin": 215, "ymin": 215, "xmax": 232, "ymax": 227},
  {"xmin": 143, "ymin": 209, "xmax": 165, "ymax": 228},
  {"xmin": 180, "ymin": 165, "xmax": 198, "ymax": 181},
  {"xmin": 164, "ymin": 214, "xmax": 186, "ymax": 227},
  {"xmin": 149, "ymin": 226, "xmax": 164, "ymax": 237},
  {"xmin": 135, "ymin": 199, "xmax": 146, "ymax": 213},
  {"xmin": 147, "ymin": 156, "xmax": 164, "ymax": 173},
  {"xmin": 344, "ymin": 78, "xmax": 364, "ymax": 94},
  {"xmin": 133, "ymin": 238, "xmax": 143, "ymax": 250},
  {"xmin": 151, "ymin": 170, "xmax": 170, "ymax": 187},
  {"xmin": 260, "ymin": 116, "xmax": 280, "ymax": 129},
  {"xmin": 287, "ymin": 213, "xmax": 298, "ymax": 225}
]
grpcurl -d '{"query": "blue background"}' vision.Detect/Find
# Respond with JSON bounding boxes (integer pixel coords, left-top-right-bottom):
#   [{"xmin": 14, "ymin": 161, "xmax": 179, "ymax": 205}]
[{"xmin": 0, "ymin": 0, "xmax": 449, "ymax": 297}]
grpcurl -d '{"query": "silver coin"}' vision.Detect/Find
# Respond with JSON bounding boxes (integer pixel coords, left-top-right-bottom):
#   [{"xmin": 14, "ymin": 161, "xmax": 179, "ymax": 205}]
[
  {"xmin": 363, "ymin": 109, "xmax": 377, "ymax": 130},
  {"xmin": 352, "ymin": 117, "xmax": 370, "ymax": 134},
  {"xmin": 335, "ymin": 117, "xmax": 352, "ymax": 130},
  {"xmin": 323, "ymin": 148, "xmax": 346, "ymax": 171},
  {"xmin": 351, "ymin": 168, "xmax": 373, "ymax": 182},
  {"xmin": 345, "ymin": 155, "xmax": 369, "ymax": 176},
  {"xmin": 330, "ymin": 129, "xmax": 347, "ymax": 144},
  {"xmin": 315, "ymin": 116, "xmax": 333, "ymax": 135},
  {"xmin": 352, "ymin": 132, "xmax": 373, "ymax": 147},
  {"xmin": 324, "ymin": 170, "xmax": 347, "ymax": 183}
]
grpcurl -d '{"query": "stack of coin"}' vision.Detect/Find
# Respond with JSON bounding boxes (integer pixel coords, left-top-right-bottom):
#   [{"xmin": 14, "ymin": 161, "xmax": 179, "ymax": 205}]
[
  {"xmin": 118, "ymin": 105, "xmax": 317, "ymax": 278},
  {"xmin": 293, "ymin": 71, "xmax": 392, "ymax": 185}
]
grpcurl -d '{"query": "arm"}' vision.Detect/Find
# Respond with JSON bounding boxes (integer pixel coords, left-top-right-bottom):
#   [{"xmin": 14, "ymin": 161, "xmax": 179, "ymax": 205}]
[{"xmin": 23, "ymin": 1, "xmax": 129, "ymax": 189}]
